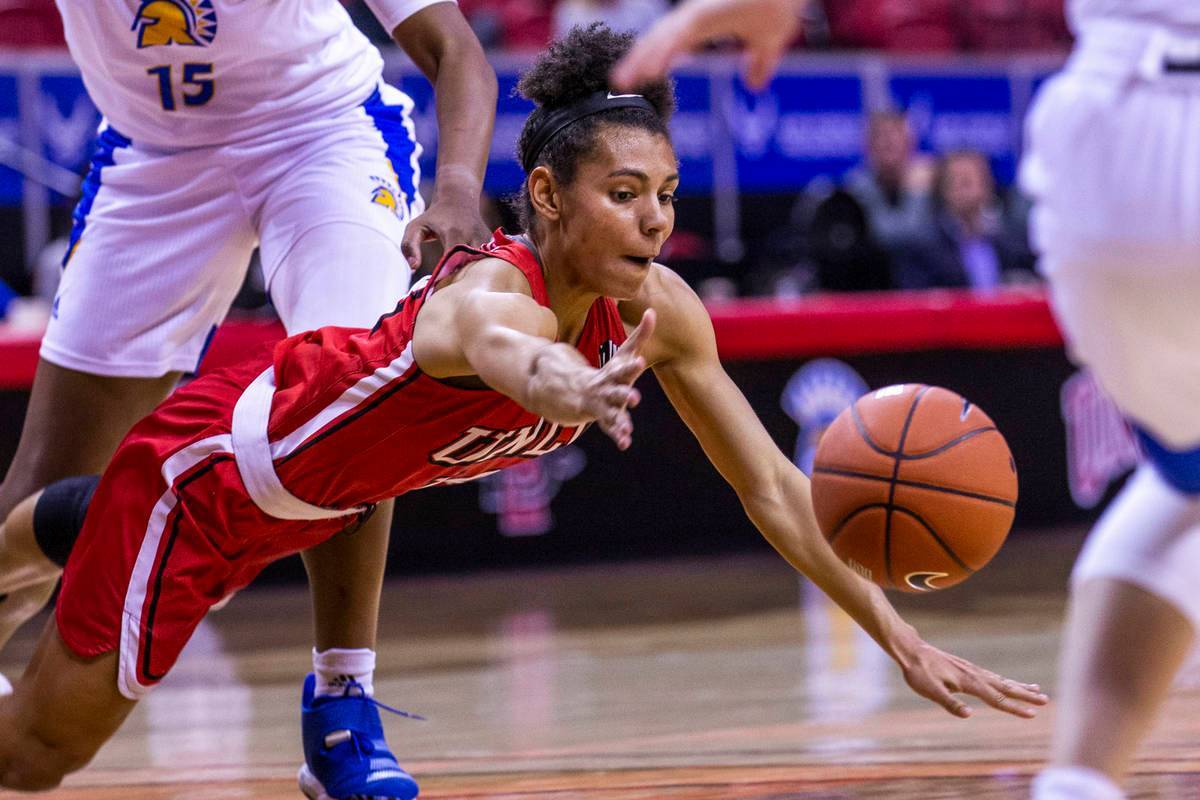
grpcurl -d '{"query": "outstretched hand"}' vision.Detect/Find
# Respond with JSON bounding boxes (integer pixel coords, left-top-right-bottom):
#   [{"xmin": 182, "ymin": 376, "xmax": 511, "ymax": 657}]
[
  {"xmin": 899, "ymin": 639, "xmax": 1049, "ymax": 719},
  {"xmin": 583, "ymin": 309, "xmax": 656, "ymax": 450},
  {"xmin": 610, "ymin": 0, "xmax": 802, "ymax": 92}
]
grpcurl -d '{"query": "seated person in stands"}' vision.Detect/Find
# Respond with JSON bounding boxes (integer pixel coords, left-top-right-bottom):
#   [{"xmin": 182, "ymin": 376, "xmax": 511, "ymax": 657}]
[
  {"xmin": 842, "ymin": 110, "xmax": 932, "ymax": 253},
  {"xmin": 892, "ymin": 150, "xmax": 1035, "ymax": 291},
  {"xmin": 768, "ymin": 111, "xmax": 924, "ymax": 293}
]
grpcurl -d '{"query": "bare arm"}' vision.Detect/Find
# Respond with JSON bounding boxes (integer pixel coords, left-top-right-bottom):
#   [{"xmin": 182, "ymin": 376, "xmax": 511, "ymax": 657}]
[
  {"xmin": 610, "ymin": 0, "xmax": 802, "ymax": 91},
  {"xmin": 412, "ymin": 260, "xmax": 655, "ymax": 449},
  {"xmin": 631, "ymin": 267, "xmax": 1048, "ymax": 718},
  {"xmin": 390, "ymin": 3, "xmax": 498, "ymax": 267}
]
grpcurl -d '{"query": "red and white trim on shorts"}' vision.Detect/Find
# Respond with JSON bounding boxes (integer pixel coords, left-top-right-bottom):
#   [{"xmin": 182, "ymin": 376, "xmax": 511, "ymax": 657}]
[
  {"xmin": 118, "ymin": 434, "xmax": 232, "ymax": 699},
  {"xmin": 266, "ymin": 341, "xmax": 415, "ymax": 460}
]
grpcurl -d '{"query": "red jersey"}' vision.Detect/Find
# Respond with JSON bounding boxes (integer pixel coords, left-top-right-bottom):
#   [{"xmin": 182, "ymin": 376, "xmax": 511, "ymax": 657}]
[
  {"xmin": 260, "ymin": 229, "xmax": 629, "ymax": 509},
  {"xmin": 57, "ymin": 230, "xmax": 629, "ymax": 696}
]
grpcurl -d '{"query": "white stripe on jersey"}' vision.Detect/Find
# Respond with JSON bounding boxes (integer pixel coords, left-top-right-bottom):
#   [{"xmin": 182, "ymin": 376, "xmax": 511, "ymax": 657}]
[
  {"xmin": 118, "ymin": 433, "xmax": 232, "ymax": 700},
  {"xmin": 232, "ymin": 368, "xmax": 368, "ymax": 520},
  {"xmin": 269, "ymin": 343, "xmax": 416, "ymax": 460}
]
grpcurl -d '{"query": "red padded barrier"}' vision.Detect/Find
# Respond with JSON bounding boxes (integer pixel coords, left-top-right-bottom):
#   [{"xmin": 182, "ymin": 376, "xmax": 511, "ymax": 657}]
[{"xmin": 0, "ymin": 288, "xmax": 1062, "ymax": 390}]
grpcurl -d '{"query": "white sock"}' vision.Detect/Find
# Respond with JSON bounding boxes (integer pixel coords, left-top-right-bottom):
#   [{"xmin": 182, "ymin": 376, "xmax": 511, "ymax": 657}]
[
  {"xmin": 313, "ymin": 648, "xmax": 376, "ymax": 698},
  {"xmin": 1032, "ymin": 766, "xmax": 1124, "ymax": 800}
]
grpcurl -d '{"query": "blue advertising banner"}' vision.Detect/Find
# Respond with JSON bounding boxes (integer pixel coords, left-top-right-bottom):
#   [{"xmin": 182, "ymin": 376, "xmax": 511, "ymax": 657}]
[
  {"xmin": 887, "ymin": 72, "xmax": 1017, "ymax": 183},
  {"xmin": 730, "ymin": 72, "xmax": 864, "ymax": 191},
  {"xmin": 38, "ymin": 73, "xmax": 100, "ymax": 202},
  {"xmin": 0, "ymin": 54, "xmax": 1062, "ymax": 205},
  {"xmin": 0, "ymin": 73, "xmax": 21, "ymax": 204}
]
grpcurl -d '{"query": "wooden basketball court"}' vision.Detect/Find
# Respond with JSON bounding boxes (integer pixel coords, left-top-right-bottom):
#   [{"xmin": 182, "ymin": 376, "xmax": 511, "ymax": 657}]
[{"xmin": 5, "ymin": 527, "xmax": 1200, "ymax": 799}]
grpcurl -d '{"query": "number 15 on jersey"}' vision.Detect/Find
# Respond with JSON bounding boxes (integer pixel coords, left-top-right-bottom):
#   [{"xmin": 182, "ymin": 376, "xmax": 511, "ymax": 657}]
[{"xmin": 147, "ymin": 63, "xmax": 214, "ymax": 110}]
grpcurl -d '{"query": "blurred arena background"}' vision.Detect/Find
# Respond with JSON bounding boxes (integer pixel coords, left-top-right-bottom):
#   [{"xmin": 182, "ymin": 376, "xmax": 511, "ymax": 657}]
[
  {"xmin": 3, "ymin": 2, "xmax": 1189, "ymax": 797},
  {"xmin": 1, "ymin": 0, "xmax": 1120, "ymax": 570}
]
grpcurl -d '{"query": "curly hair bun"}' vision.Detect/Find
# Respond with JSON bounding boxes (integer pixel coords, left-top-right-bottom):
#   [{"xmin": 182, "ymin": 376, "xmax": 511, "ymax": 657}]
[{"xmin": 517, "ymin": 22, "xmax": 675, "ymax": 121}]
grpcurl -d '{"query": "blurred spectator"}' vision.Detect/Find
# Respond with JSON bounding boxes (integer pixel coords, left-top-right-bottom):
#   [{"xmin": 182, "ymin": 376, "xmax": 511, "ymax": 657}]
[
  {"xmin": 843, "ymin": 110, "xmax": 932, "ymax": 253},
  {"xmin": 553, "ymin": 0, "xmax": 670, "ymax": 39},
  {"xmin": 893, "ymin": 150, "xmax": 1035, "ymax": 290},
  {"xmin": 824, "ymin": 0, "xmax": 956, "ymax": 51},
  {"xmin": 804, "ymin": 186, "xmax": 892, "ymax": 291},
  {"xmin": 823, "ymin": 0, "xmax": 1069, "ymax": 52},
  {"xmin": 757, "ymin": 111, "xmax": 929, "ymax": 294},
  {"xmin": 0, "ymin": 0, "xmax": 65, "ymax": 47},
  {"xmin": 958, "ymin": 0, "xmax": 1071, "ymax": 51}
]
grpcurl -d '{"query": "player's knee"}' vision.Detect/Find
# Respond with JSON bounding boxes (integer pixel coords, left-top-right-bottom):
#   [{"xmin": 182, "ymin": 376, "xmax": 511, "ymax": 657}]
[
  {"xmin": 1072, "ymin": 464, "xmax": 1200, "ymax": 630},
  {"xmin": 0, "ymin": 737, "xmax": 91, "ymax": 791},
  {"xmin": 1134, "ymin": 427, "xmax": 1200, "ymax": 496},
  {"xmin": 30, "ymin": 475, "xmax": 100, "ymax": 569}
]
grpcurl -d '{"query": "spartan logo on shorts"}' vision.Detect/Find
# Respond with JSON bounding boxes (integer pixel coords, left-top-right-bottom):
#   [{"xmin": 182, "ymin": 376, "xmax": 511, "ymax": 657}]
[
  {"xmin": 370, "ymin": 176, "xmax": 405, "ymax": 217},
  {"xmin": 133, "ymin": 0, "xmax": 217, "ymax": 48}
]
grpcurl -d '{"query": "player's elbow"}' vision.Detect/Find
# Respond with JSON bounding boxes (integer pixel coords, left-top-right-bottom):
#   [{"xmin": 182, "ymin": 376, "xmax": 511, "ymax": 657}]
[{"xmin": 733, "ymin": 460, "xmax": 792, "ymax": 519}]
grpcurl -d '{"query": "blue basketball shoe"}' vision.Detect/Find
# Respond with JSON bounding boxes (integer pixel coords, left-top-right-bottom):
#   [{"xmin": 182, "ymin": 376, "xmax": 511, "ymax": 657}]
[{"xmin": 298, "ymin": 673, "xmax": 422, "ymax": 800}]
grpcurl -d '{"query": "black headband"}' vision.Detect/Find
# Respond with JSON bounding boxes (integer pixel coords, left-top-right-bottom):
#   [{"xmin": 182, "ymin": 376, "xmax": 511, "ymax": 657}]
[{"xmin": 521, "ymin": 91, "xmax": 658, "ymax": 174}]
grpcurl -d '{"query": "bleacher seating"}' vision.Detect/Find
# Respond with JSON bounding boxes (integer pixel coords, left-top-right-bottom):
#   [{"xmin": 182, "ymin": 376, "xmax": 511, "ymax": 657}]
[{"xmin": 0, "ymin": 0, "xmax": 64, "ymax": 47}]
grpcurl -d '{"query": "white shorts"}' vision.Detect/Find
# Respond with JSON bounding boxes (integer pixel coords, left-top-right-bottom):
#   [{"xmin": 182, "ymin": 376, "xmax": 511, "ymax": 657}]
[
  {"xmin": 42, "ymin": 83, "xmax": 424, "ymax": 377},
  {"xmin": 1020, "ymin": 19, "xmax": 1200, "ymax": 448}
]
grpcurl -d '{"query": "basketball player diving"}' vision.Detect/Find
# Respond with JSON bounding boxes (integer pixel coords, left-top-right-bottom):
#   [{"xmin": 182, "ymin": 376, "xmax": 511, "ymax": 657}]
[
  {"xmin": 0, "ymin": 0, "xmax": 497, "ymax": 796},
  {"xmin": 0, "ymin": 25, "xmax": 1047, "ymax": 795}
]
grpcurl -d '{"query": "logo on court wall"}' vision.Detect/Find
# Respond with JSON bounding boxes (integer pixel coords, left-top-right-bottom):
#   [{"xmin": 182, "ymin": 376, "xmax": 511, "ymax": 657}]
[
  {"xmin": 781, "ymin": 358, "xmax": 869, "ymax": 475},
  {"xmin": 133, "ymin": 0, "xmax": 217, "ymax": 48},
  {"xmin": 480, "ymin": 447, "xmax": 586, "ymax": 537},
  {"xmin": 1060, "ymin": 370, "xmax": 1140, "ymax": 509}
]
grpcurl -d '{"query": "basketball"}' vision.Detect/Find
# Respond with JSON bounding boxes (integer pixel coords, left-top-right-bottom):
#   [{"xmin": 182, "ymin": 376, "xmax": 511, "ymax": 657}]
[{"xmin": 810, "ymin": 384, "xmax": 1017, "ymax": 593}]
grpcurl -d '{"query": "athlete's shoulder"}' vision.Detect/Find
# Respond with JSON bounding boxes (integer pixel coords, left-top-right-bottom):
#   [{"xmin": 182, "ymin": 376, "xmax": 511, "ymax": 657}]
[
  {"xmin": 435, "ymin": 253, "xmax": 536, "ymax": 298},
  {"xmin": 619, "ymin": 263, "xmax": 714, "ymax": 367},
  {"xmin": 620, "ymin": 263, "xmax": 704, "ymax": 325}
]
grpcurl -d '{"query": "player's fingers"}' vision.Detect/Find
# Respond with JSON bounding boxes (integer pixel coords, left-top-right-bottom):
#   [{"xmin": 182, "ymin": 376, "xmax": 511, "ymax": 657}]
[
  {"xmin": 907, "ymin": 672, "xmax": 971, "ymax": 718},
  {"xmin": 931, "ymin": 687, "xmax": 973, "ymax": 719},
  {"xmin": 401, "ymin": 221, "xmax": 429, "ymax": 270},
  {"xmin": 600, "ymin": 409, "xmax": 634, "ymax": 450},
  {"xmin": 606, "ymin": 354, "xmax": 647, "ymax": 385},
  {"xmin": 980, "ymin": 684, "xmax": 1038, "ymax": 719},
  {"xmin": 602, "ymin": 384, "xmax": 638, "ymax": 409},
  {"xmin": 623, "ymin": 309, "xmax": 657, "ymax": 356},
  {"xmin": 611, "ymin": 23, "xmax": 688, "ymax": 89},
  {"xmin": 743, "ymin": 40, "xmax": 787, "ymax": 91},
  {"xmin": 999, "ymin": 678, "xmax": 1049, "ymax": 706}
]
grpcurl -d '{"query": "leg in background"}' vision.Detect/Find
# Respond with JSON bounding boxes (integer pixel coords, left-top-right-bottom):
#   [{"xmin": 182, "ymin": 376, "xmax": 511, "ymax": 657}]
[
  {"xmin": 0, "ymin": 620, "xmax": 134, "ymax": 791},
  {"xmin": 0, "ymin": 362, "xmax": 179, "ymax": 653},
  {"xmin": 268, "ymin": 222, "xmax": 414, "ymax": 800},
  {"xmin": 303, "ymin": 501, "xmax": 393, "ymax": 667},
  {"xmin": 1033, "ymin": 465, "xmax": 1200, "ymax": 799}
]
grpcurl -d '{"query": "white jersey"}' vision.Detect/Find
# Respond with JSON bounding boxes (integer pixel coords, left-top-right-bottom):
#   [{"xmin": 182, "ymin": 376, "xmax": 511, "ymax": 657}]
[
  {"xmin": 54, "ymin": 0, "xmax": 441, "ymax": 149},
  {"xmin": 1070, "ymin": 0, "xmax": 1200, "ymax": 34}
]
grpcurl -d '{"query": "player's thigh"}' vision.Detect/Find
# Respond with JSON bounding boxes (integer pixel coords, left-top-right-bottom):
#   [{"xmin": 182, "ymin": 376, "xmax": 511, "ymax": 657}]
[
  {"xmin": 268, "ymin": 221, "xmax": 412, "ymax": 332},
  {"xmin": 1022, "ymin": 73, "xmax": 1200, "ymax": 266},
  {"xmin": 258, "ymin": 84, "xmax": 423, "ymax": 331},
  {"xmin": 43, "ymin": 138, "xmax": 258, "ymax": 378},
  {"xmin": 1046, "ymin": 265, "xmax": 1200, "ymax": 449},
  {"xmin": 0, "ymin": 362, "xmax": 179, "ymax": 520}
]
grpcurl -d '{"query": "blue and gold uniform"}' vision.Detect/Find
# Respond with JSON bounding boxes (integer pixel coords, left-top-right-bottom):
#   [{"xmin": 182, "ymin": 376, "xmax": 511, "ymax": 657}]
[{"xmin": 45, "ymin": 0, "xmax": 452, "ymax": 376}]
